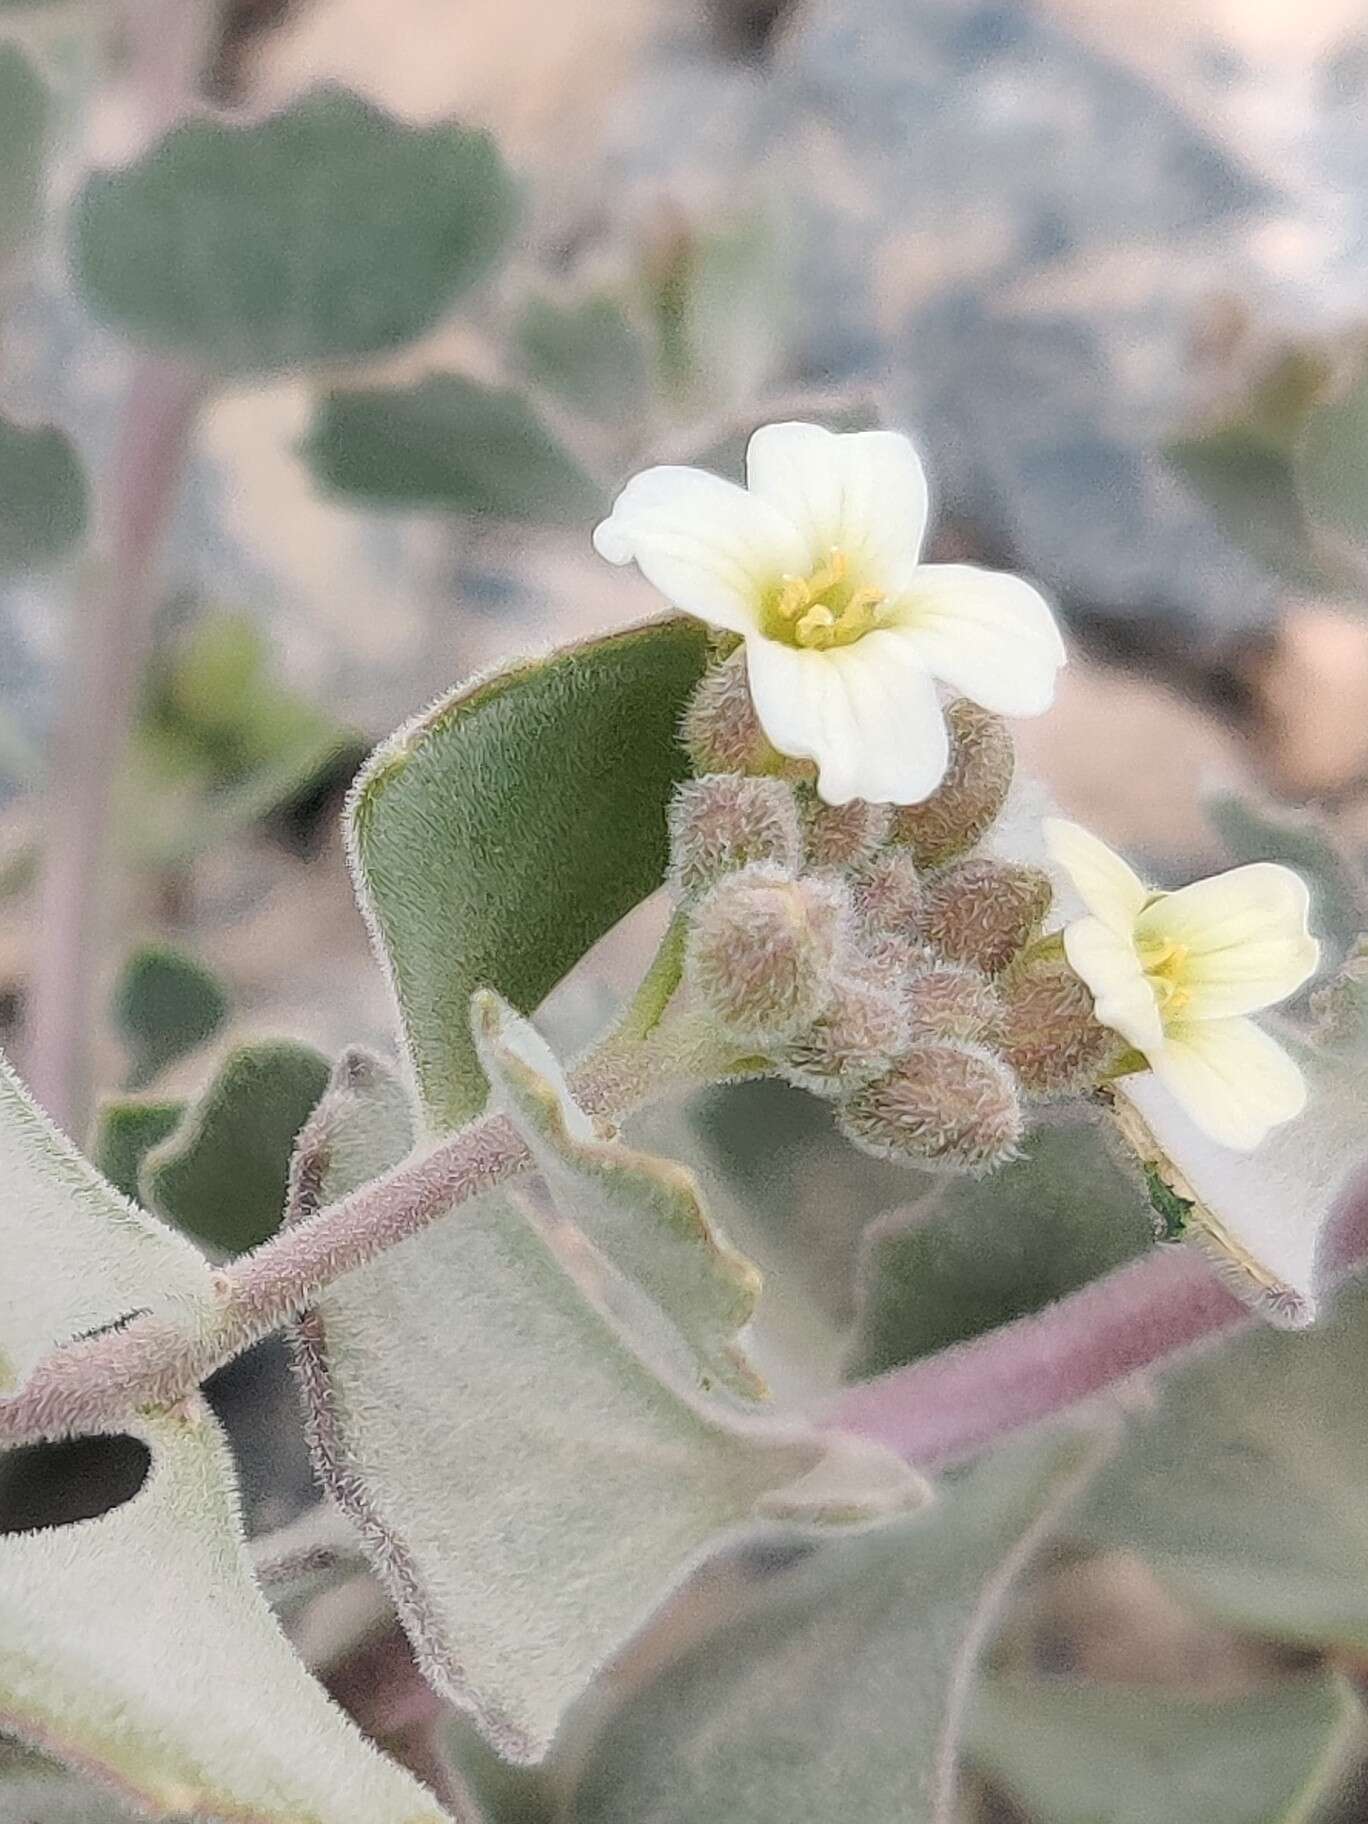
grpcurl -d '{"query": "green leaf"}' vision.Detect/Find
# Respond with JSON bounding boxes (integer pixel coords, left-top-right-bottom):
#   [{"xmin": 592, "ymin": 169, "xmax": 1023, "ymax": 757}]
[
  {"xmin": 0, "ymin": 46, "xmax": 48, "ymax": 264},
  {"xmin": 0, "ymin": 417, "xmax": 88, "ymax": 576},
  {"xmin": 475, "ymin": 989, "xmax": 764, "ymax": 1399},
  {"xmin": 140, "ymin": 1040, "xmax": 330, "ymax": 1252},
  {"xmin": 563, "ymin": 1433, "xmax": 1103, "ymax": 1824},
  {"xmin": 847, "ymin": 1121, "xmax": 1154, "ymax": 1381},
  {"xmin": 0, "ymin": 1404, "xmax": 450, "ymax": 1823},
  {"xmin": 73, "ymin": 89, "xmax": 517, "ymax": 374},
  {"xmin": 348, "ymin": 617, "xmax": 709, "ymax": 1133},
  {"xmin": 291, "ymin": 1035, "xmax": 924, "ymax": 1763},
  {"xmin": 1166, "ymin": 428, "xmax": 1321, "ymax": 587},
  {"xmin": 91, "ymin": 1096, "xmax": 186, "ymax": 1202},
  {"xmin": 0, "ymin": 1052, "xmax": 214, "ymax": 1394},
  {"xmin": 112, "ymin": 942, "xmax": 230, "ymax": 1089},
  {"xmin": 516, "ymin": 291, "xmax": 651, "ymax": 421},
  {"xmin": 1296, "ymin": 369, "xmax": 1368, "ymax": 549},
  {"xmin": 968, "ymin": 1673, "xmax": 1359, "ymax": 1824},
  {"xmin": 1081, "ymin": 1274, "xmax": 1368, "ymax": 1652},
  {"xmin": 305, "ymin": 374, "xmax": 604, "ymax": 523},
  {"xmin": 1205, "ymin": 787, "xmax": 1366, "ymax": 966}
]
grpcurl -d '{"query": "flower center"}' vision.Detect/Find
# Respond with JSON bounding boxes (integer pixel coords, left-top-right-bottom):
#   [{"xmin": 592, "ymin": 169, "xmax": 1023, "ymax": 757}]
[
  {"xmin": 760, "ymin": 547, "xmax": 889, "ymax": 651},
  {"xmin": 1137, "ymin": 936, "xmax": 1192, "ymax": 1020}
]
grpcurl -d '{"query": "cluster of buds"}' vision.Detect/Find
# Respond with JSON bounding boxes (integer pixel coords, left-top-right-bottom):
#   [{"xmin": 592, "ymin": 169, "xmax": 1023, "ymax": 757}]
[{"xmin": 670, "ymin": 650, "xmax": 1119, "ymax": 1177}]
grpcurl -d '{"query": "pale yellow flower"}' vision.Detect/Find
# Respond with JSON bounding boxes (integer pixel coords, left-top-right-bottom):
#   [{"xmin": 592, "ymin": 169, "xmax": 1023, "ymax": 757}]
[
  {"xmin": 1045, "ymin": 819, "xmax": 1319, "ymax": 1150},
  {"xmin": 593, "ymin": 421, "xmax": 1065, "ymax": 806}
]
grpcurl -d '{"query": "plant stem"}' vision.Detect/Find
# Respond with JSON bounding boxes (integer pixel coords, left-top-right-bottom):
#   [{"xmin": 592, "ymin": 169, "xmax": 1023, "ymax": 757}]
[{"xmin": 23, "ymin": 362, "xmax": 208, "ymax": 1136}]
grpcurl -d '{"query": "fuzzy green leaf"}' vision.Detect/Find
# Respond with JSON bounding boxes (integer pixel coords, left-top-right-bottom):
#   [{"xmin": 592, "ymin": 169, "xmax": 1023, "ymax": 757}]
[
  {"xmin": 1296, "ymin": 370, "xmax": 1368, "ymax": 551},
  {"xmin": 91, "ymin": 1097, "xmax": 187, "ymax": 1203},
  {"xmin": 73, "ymin": 89, "xmax": 516, "ymax": 373},
  {"xmin": 1167, "ymin": 428, "xmax": 1321, "ymax": 586},
  {"xmin": 0, "ymin": 1405, "xmax": 450, "ymax": 1823},
  {"xmin": 112, "ymin": 942, "xmax": 230, "ymax": 1089},
  {"xmin": 305, "ymin": 374, "xmax": 603, "ymax": 523},
  {"xmin": 292, "ymin": 1034, "xmax": 923, "ymax": 1764},
  {"xmin": 0, "ymin": 417, "xmax": 87, "ymax": 576},
  {"xmin": 847, "ymin": 1121, "xmax": 1153, "ymax": 1381},
  {"xmin": 0, "ymin": 1054, "xmax": 213, "ymax": 1394},
  {"xmin": 0, "ymin": 47, "xmax": 48, "ymax": 264},
  {"xmin": 140, "ymin": 1040, "xmax": 330, "ymax": 1252},
  {"xmin": 1082, "ymin": 1274, "xmax": 1368, "ymax": 1652},
  {"xmin": 969, "ymin": 1673, "xmax": 1358, "ymax": 1824},
  {"xmin": 563, "ymin": 1433, "xmax": 1102, "ymax": 1824},
  {"xmin": 517, "ymin": 292, "xmax": 651, "ymax": 421},
  {"xmin": 348, "ymin": 617, "xmax": 709, "ymax": 1133}
]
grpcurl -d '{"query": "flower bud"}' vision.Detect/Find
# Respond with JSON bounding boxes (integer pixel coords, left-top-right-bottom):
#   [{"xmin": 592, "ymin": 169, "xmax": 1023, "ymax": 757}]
[
  {"xmin": 850, "ymin": 848, "xmax": 924, "ymax": 940},
  {"xmin": 922, "ymin": 859, "xmax": 1052, "ymax": 974},
  {"xmin": 779, "ymin": 970, "xmax": 911, "ymax": 1099},
  {"xmin": 685, "ymin": 864, "xmax": 849, "ymax": 1047},
  {"xmin": 889, "ymin": 698, "xmax": 1014, "ymax": 867},
  {"xmin": 997, "ymin": 954, "xmax": 1122, "ymax": 1097},
  {"xmin": 798, "ymin": 787, "xmax": 892, "ymax": 871},
  {"xmin": 681, "ymin": 648, "xmax": 815, "ymax": 782},
  {"xmin": 668, "ymin": 773, "xmax": 803, "ymax": 900},
  {"xmin": 904, "ymin": 962, "xmax": 1001, "ymax": 1043},
  {"xmin": 837, "ymin": 1040, "xmax": 1022, "ymax": 1175}
]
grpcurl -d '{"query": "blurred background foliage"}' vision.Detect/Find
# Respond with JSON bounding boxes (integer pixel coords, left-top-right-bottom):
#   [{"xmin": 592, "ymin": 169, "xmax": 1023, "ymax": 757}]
[{"xmin": 8, "ymin": 0, "xmax": 1368, "ymax": 1819}]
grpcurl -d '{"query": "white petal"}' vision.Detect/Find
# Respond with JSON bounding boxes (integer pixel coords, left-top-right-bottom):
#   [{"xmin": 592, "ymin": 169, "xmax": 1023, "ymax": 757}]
[
  {"xmin": 743, "ymin": 629, "xmax": 949, "ymax": 806},
  {"xmin": 1148, "ymin": 1017, "xmax": 1307, "ymax": 1152},
  {"xmin": 1061, "ymin": 915, "xmax": 1163, "ymax": 1053},
  {"xmin": 593, "ymin": 465, "xmax": 807, "ymax": 634},
  {"xmin": 890, "ymin": 564, "xmax": 1066, "ymax": 717},
  {"xmin": 745, "ymin": 422, "xmax": 929, "ymax": 582},
  {"xmin": 1043, "ymin": 818, "xmax": 1150, "ymax": 936},
  {"xmin": 1136, "ymin": 864, "xmax": 1320, "ymax": 1020}
]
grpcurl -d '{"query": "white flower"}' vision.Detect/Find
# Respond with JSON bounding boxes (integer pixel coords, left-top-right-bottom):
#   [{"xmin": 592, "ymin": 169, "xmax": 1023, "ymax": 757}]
[
  {"xmin": 593, "ymin": 421, "xmax": 1066, "ymax": 806},
  {"xmin": 1044, "ymin": 818, "xmax": 1320, "ymax": 1151}
]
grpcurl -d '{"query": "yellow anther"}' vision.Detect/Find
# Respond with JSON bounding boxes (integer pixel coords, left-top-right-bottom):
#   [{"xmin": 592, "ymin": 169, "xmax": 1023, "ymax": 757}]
[
  {"xmin": 804, "ymin": 547, "xmax": 848, "ymax": 598},
  {"xmin": 833, "ymin": 586, "xmax": 884, "ymax": 641},
  {"xmin": 1142, "ymin": 940, "xmax": 1191, "ymax": 1020},
  {"xmin": 775, "ymin": 574, "xmax": 810, "ymax": 620},
  {"xmin": 795, "ymin": 604, "xmax": 837, "ymax": 647}
]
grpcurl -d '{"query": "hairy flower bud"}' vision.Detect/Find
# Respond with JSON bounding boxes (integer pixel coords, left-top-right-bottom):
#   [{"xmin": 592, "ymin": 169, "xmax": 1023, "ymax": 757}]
[
  {"xmin": 779, "ymin": 969, "xmax": 911, "ymax": 1099},
  {"xmin": 889, "ymin": 698, "xmax": 1014, "ymax": 867},
  {"xmin": 685, "ymin": 864, "xmax": 849, "ymax": 1046},
  {"xmin": 851, "ymin": 848, "xmax": 924, "ymax": 939},
  {"xmin": 998, "ymin": 953, "xmax": 1123, "ymax": 1097},
  {"xmin": 798, "ymin": 788, "xmax": 892, "ymax": 871},
  {"xmin": 921, "ymin": 859, "xmax": 1052, "ymax": 974},
  {"xmin": 837, "ymin": 1040, "xmax": 1022, "ymax": 1174},
  {"xmin": 904, "ymin": 962, "xmax": 1001, "ymax": 1043},
  {"xmin": 668, "ymin": 773, "xmax": 804, "ymax": 900},
  {"xmin": 681, "ymin": 648, "xmax": 814, "ymax": 782}
]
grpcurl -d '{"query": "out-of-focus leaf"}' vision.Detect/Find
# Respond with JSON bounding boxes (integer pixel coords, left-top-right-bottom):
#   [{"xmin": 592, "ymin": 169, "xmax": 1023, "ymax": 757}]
[
  {"xmin": 847, "ymin": 1121, "xmax": 1153, "ymax": 1381},
  {"xmin": 0, "ymin": 417, "xmax": 87, "ymax": 576},
  {"xmin": 1082, "ymin": 1274, "xmax": 1368, "ymax": 1652},
  {"xmin": 968, "ymin": 1673, "xmax": 1358, "ymax": 1824},
  {"xmin": 112, "ymin": 942, "xmax": 230, "ymax": 1089},
  {"xmin": 0, "ymin": 1404, "xmax": 451, "ymax": 1823},
  {"xmin": 646, "ymin": 211, "xmax": 790, "ymax": 413},
  {"xmin": 563, "ymin": 1433, "xmax": 1102, "ymax": 1824},
  {"xmin": 91, "ymin": 1096, "xmax": 186, "ymax": 1202},
  {"xmin": 0, "ymin": 47, "xmax": 47, "ymax": 263},
  {"xmin": 128, "ymin": 608, "xmax": 352, "ymax": 863},
  {"xmin": 292, "ymin": 1029, "xmax": 924, "ymax": 1764},
  {"xmin": 348, "ymin": 617, "xmax": 708, "ymax": 1132},
  {"xmin": 305, "ymin": 375, "xmax": 603, "ymax": 523},
  {"xmin": 0, "ymin": 1052, "xmax": 214, "ymax": 1394},
  {"xmin": 73, "ymin": 89, "xmax": 516, "ymax": 373},
  {"xmin": 1165, "ymin": 428, "xmax": 1320, "ymax": 587},
  {"xmin": 478, "ymin": 988, "xmax": 763, "ymax": 1399},
  {"xmin": 516, "ymin": 292, "xmax": 652, "ymax": 422},
  {"xmin": 1297, "ymin": 369, "xmax": 1368, "ymax": 551},
  {"xmin": 140, "ymin": 1039, "xmax": 329, "ymax": 1252},
  {"xmin": 1205, "ymin": 787, "xmax": 1365, "ymax": 967}
]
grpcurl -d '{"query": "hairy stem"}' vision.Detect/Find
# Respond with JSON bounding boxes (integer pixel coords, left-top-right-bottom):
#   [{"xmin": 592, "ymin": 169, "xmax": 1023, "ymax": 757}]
[{"xmin": 25, "ymin": 360, "xmax": 209, "ymax": 1134}]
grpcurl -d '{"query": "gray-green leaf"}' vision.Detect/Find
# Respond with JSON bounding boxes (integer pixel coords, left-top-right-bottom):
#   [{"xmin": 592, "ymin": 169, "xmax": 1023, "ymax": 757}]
[
  {"xmin": 0, "ymin": 46, "xmax": 48, "ymax": 264},
  {"xmin": 73, "ymin": 89, "xmax": 517, "ymax": 373},
  {"xmin": 112, "ymin": 941, "xmax": 230, "ymax": 1089},
  {"xmin": 0, "ymin": 417, "xmax": 87, "ymax": 575},
  {"xmin": 305, "ymin": 374, "xmax": 603, "ymax": 523},
  {"xmin": 517, "ymin": 292, "xmax": 652, "ymax": 422}
]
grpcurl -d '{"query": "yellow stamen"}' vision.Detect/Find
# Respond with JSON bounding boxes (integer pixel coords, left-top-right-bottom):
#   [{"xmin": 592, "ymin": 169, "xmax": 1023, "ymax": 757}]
[
  {"xmin": 803, "ymin": 547, "xmax": 847, "ymax": 598},
  {"xmin": 775, "ymin": 574, "xmax": 809, "ymax": 620},
  {"xmin": 1139, "ymin": 939, "xmax": 1191, "ymax": 1019},
  {"xmin": 794, "ymin": 604, "xmax": 837, "ymax": 647}
]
